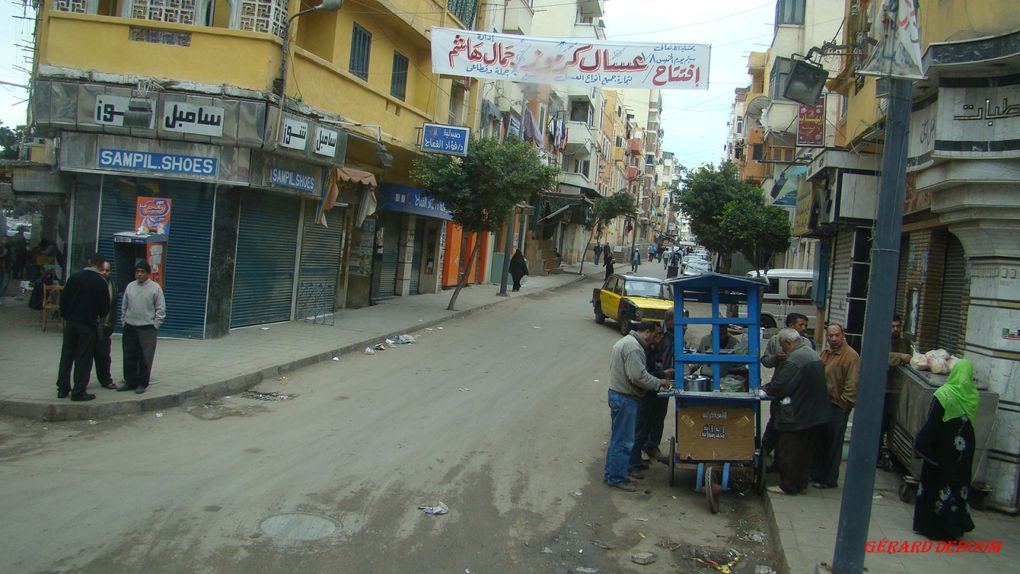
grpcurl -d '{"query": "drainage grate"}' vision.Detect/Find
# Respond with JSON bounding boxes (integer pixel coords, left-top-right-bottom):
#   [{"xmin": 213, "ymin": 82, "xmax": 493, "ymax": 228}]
[{"xmin": 258, "ymin": 513, "xmax": 339, "ymax": 542}]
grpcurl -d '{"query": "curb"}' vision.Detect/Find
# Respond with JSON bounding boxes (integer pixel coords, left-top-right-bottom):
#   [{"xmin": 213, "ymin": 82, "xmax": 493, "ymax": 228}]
[
  {"xmin": 1, "ymin": 273, "xmax": 589, "ymax": 422},
  {"xmin": 762, "ymin": 490, "xmax": 793, "ymax": 574}
]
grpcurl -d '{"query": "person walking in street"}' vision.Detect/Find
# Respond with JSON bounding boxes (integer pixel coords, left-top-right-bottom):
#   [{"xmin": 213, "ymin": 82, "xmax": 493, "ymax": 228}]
[
  {"xmin": 630, "ymin": 309, "xmax": 676, "ymax": 471},
  {"xmin": 630, "ymin": 248, "xmax": 640, "ymax": 273},
  {"xmin": 55, "ymin": 252, "xmax": 112, "ymax": 401},
  {"xmin": 760, "ymin": 313, "xmax": 813, "ymax": 472},
  {"xmin": 117, "ymin": 261, "xmax": 165, "ymax": 395},
  {"xmin": 647, "ymin": 244, "xmax": 655, "ymax": 262},
  {"xmin": 603, "ymin": 249, "xmax": 615, "ymax": 281},
  {"xmin": 11, "ymin": 226, "xmax": 27, "ymax": 280},
  {"xmin": 762, "ymin": 328, "xmax": 830, "ymax": 495},
  {"xmin": 913, "ymin": 359, "xmax": 978, "ymax": 541},
  {"xmin": 810, "ymin": 323, "xmax": 860, "ymax": 489},
  {"xmin": 604, "ymin": 321, "xmax": 673, "ymax": 492},
  {"xmin": 666, "ymin": 250, "xmax": 680, "ymax": 278},
  {"xmin": 593, "ymin": 242, "xmax": 602, "ymax": 266},
  {"xmin": 92, "ymin": 259, "xmax": 119, "ymax": 390},
  {"xmin": 509, "ymin": 249, "xmax": 528, "ymax": 292},
  {"xmin": 0, "ymin": 237, "xmax": 10, "ymax": 306}
]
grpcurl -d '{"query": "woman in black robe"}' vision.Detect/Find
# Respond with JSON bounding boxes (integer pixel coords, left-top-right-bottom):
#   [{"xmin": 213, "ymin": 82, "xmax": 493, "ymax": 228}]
[
  {"xmin": 603, "ymin": 250, "xmax": 615, "ymax": 280},
  {"xmin": 912, "ymin": 359, "xmax": 979, "ymax": 541},
  {"xmin": 509, "ymin": 249, "xmax": 528, "ymax": 292}
]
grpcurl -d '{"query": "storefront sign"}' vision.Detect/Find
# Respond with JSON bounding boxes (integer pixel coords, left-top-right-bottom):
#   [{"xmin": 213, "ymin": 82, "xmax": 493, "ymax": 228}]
[
  {"xmin": 421, "ymin": 123, "xmax": 471, "ymax": 156},
  {"xmin": 907, "ymin": 96, "xmax": 938, "ymax": 171},
  {"xmin": 796, "ymin": 98, "xmax": 825, "ymax": 147},
  {"xmin": 94, "ymin": 94, "xmax": 131, "ymax": 127},
  {"xmin": 378, "ymin": 184, "xmax": 453, "ymax": 220},
  {"xmin": 431, "ymin": 28, "xmax": 710, "ymax": 89},
  {"xmin": 270, "ymin": 166, "xmax": 317, "ymax": 193},
  {"xmin": 135, "ymin": 196, "xmax": 172, "ymax": 235},
  {"xmin": 97, "ymin": 148, "xmax": 218, "ymax": 176},
  {"xmin": 793, "ymin": 177, "xmax": 815, "ymax": 237},
  {"xmin": 161, "ymin": 102, "xmax": 225, "ymax": 137},
  {"xmin": 280, "ymin": 118, "xmax": 309, "ymax": 150},
  {"xmin": 313, "ymin": 126, "xmax": 339, "ymax": 157}
]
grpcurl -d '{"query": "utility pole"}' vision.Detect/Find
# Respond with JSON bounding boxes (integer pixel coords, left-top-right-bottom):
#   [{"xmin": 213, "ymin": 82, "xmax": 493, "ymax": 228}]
[{"xmin": 831, "ymin": 77, "xmax": 912, "ymax": 574}]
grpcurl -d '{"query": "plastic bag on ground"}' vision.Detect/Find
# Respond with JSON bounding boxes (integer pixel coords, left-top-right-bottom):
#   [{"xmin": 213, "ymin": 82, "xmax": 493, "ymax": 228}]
[
  {"xmin": 910, "ymin": 352, "xmax": 929, "ymax": 371},
  {"xmin": 395, "ymin": 334, "xmax": 417, "ymax": 344}
]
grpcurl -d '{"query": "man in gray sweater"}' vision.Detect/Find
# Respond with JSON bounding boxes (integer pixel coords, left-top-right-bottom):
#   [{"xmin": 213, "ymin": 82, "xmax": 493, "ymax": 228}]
[
  {"xmin": 117, "ymin": 261, "xmax": 165, "ymax": 394},
  {"xmin": 603, "ymin": 322, "xmax": 673, "ymax": 492}
]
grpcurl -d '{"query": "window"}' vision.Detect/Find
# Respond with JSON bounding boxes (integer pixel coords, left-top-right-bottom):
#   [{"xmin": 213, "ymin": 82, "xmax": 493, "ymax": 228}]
[
  {"xmin": 390, "ymin": 51, "xmax": 408, "ymax": 100},
  {"xmin": 752, "ymin": 144, "xmax": 764, "ymax": 161},
  {"xmin": 787, "ymin": 280, "xmax": 812, "ymax": 299},
  {"xmin": 776, "ymin": 0, "xmax": 805, "ymax": 26},
  {"xmin": 448, "ymin": 81, "xmax": 466, "ymax": 125},
  {"xmin": 350, "ymin": 23, "xmax": 372, "ymax": 81},
  {"xmin": 570, "ymin": 99, "xmax": 593, "ymax": 125},
  {"xmin": 447, "ymin": 0, "xmax": 478, "ymax": 27},
  {"xmin": 769, "ymin": 57, "xmax": 794, "ymax": 101},
  {"xmin": 615, "ymin": 135, "xmax": 623, "ymax": 147},
  {"xmin": 736, "ymin": 117, "xmax": 744, "ymax": 134},
  {"xmin": 572, "ymin": 159, "xmax": 591, "ymax": 177}
]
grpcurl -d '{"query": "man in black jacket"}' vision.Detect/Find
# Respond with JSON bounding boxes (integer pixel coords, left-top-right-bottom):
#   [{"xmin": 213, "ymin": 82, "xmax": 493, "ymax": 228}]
[
  {"xmin": 55, "ymin": 253, "xmax": 112, "ymax": 401},
  {"xmin": 763, "ymin": 328, "xmax": 831, "ymax": 495}
]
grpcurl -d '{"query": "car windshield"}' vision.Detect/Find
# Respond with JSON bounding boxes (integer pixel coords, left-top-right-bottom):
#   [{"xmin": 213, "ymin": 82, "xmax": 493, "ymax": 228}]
[{"xmin": 625, "ymin": 280, "xmax": 664, "ymax": 298}]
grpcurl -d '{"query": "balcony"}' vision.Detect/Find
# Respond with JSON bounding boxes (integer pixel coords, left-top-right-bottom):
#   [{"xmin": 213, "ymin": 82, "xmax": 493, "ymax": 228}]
[
  {"xmin": 501, "ymin": 0, "xmax": 534, "ymax": 35},
  {"xmin": 564, "ymin": 120, "xmax": 595, "ymax": 153},
  {"xmin": 628, "ymin": 138, "xmax": 642, "ymax": 155},
  {"xmin": 578, "ymin": 0, "xmax": 606, "ymax": 18},
  {"xmin": 560, "ymin": 170, "xmax": 594, "ymax": 192}
]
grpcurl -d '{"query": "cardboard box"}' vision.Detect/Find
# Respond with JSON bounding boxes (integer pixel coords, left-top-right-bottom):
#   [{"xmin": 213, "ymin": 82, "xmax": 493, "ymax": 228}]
[{"xmin": 676, "ymin": 406, "xmax": 756, "ymax": 461}]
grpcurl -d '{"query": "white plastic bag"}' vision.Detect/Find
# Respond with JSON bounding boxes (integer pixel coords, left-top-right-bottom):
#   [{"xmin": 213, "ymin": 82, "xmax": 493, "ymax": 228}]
[
  {"xmin": 909, "ymin": 352, "xmax": 929, "ymax": 371},
  {"xmin": 925, "ymin": 350, "xmax": 948, "ymax": 374}
]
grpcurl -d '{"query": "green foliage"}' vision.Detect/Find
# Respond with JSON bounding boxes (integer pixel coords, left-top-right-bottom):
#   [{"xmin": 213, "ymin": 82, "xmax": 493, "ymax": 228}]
[
  {"xmin": 0, "ymin": 122, "xmax": 26, "ymax": 160},
  {"xmin": 587, "ymin": 190, "xmax": 636, "ymax": 232},
  {"xmin": 721, "ymin": 200, "xmax": 791, "ymax": 270},
  {"xmin": 410, "ymin": 137, "xmax": 559, "ymax": 233}
]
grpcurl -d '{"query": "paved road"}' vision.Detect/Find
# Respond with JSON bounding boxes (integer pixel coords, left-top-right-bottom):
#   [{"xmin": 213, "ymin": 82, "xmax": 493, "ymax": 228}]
[{"xmin": 0, "ymin": 274, "xmax": 778, "ymax": 573}]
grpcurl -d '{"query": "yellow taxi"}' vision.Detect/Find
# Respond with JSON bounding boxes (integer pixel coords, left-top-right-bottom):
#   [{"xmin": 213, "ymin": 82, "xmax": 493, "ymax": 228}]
[{"xmin": 592, "ymin": 274, "xmax": 674, "ymax": 335}]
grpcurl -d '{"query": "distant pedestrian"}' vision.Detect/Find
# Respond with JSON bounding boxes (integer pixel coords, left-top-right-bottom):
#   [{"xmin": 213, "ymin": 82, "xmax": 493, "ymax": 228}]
[
  {"xmin": 55, "ymin": 252, "xmax": 112, "ymax": 401},
  {"xmin": 604, "ymin": 321, "xmax": 672, "ymax": 492},
  {"xmin": 117, "ymin": 261, "xmax": 165, "ymax": 395},
  {"xmin": 666, "ymin": 251, "xmax": 680, "ymax": 278},
  {"xmin": 602, "ymin": 242, "xmax": 610, "ymax": 262},
  {"xmin": 593, "ymin": 243, "xmax": 603, "ymax": 265},
  {"xmin": 93, "ymin": 259, "xmax": 119, "ymax": 390},
  {"xmin": 913, "ymin": 359, "xmax": 978, "ymax": 541},
  {"xmin": 11, "ymin": 226, "xmax": 27, "ymax": 279},
  {"xmin": 647, "ymin": 245, "xmax": 655, "ymax": 262},
  {"xmin": 0, "ymin": 238, "xmax": 10, "ymax": 305},
  {"xmin": 509, "ymin": 249, "xmax": 528, "ymax": 292},
  {"xmin": 763, "ymin": 329, "xmax": 831, "ymax": 495},
  {"xmin": 603, "ymin": 250, "xmax": 615, "ymax": 280},
  {"xmin": 630, "ymin": 249, "xmax": 640, "ymax": 273}
]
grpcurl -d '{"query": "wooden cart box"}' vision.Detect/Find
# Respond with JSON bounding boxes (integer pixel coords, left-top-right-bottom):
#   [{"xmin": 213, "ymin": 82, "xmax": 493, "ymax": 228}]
[{"xmin": 676, "ymin": 405, "xmax": 756, "ymax": 461}]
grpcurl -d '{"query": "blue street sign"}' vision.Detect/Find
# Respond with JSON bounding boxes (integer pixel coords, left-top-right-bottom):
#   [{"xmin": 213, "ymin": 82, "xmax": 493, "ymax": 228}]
[{"xmin": 421, "ymin": 123, "xmax": 471, "ymax": 156}]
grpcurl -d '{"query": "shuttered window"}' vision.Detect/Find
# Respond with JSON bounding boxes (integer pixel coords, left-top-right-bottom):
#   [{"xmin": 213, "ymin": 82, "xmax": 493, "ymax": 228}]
[
  {"xmin": 350, "ymin": 23, "xmax": 371, "ymax": 81},
  {"xmin": 447, "ymin": 0, "xmax": 477, "ymax": 27},
  {"xmin": 936, "ymin": 234, "xmax": 968, "ymax": 355},
  {"xmin": 391, "ymin": 51, "xmax": 409, "ymax": 100}
]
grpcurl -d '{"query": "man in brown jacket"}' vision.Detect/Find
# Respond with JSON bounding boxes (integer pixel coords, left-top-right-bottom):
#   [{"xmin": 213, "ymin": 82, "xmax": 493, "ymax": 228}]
[{"xmin": 811, "ymin": 323, "xmax": 860, "ymax": 488}]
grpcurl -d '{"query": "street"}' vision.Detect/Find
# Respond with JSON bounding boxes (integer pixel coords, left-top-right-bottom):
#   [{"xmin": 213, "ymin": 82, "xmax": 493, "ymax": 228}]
[{"xmin": 0, "ymin": 265, "xmax": 778, "ymax": 574}]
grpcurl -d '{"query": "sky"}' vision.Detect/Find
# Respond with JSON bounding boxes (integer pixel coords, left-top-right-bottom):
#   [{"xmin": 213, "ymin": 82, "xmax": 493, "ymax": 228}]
[
  {"xmin": 603, "ymin": 0, "xmax": 777, "ymax": 170},
  {"xmin": 0, "ymin": 0, "xmax": 776, "ymax": 169}
]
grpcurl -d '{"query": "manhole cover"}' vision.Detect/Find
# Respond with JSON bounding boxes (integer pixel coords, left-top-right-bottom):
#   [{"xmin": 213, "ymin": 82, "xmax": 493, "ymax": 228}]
[{"xmin": 259, "ymin": 513, "xmax": 339, "ymax": 542}]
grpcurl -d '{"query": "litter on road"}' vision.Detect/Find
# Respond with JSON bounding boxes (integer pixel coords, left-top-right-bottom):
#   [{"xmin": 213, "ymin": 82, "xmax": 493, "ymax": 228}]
[
  {"xmin": 364, "ymin": 347, "xmax": 375, "ymax": 354},
  {"xmin": 395, "ymin": 334, "xmax": 417, "ymax": 344},
  {"xmin": 417, "ymin": 502, "xmax": 449, "ymax": 516},
  {"xmin": 241, "ymin": 390, "xmax": 294, "ymax": 401},
  {"xmin": 631, "ymin": 551, "xmax": 656, "ymax": 565}
]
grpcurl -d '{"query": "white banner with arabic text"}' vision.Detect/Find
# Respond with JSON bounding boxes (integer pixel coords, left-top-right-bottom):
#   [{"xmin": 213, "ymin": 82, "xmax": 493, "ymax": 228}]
[{"xmin": 430, "ymin": 28, "xmax": 710, "ymax": 90}]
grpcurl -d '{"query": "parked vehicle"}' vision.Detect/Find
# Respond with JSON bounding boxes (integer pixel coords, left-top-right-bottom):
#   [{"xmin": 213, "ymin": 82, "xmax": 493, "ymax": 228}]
[
  {"xmin": 746, "ymin": 269, "xmax": 817, "ymax": 332},
  {"xmin": 592, "ymin": 274, "xmax": 673, "ymax": 335},
  {"xmin": 683, "ymin": 260, "xmax": 711, "ymax": 276}
]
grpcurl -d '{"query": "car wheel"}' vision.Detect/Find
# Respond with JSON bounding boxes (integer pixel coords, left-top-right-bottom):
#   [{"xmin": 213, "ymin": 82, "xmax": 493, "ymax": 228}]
[
  {"xmin": 594, "ymin": 303, "xmax": 606, "ymax": 324},
  {"xmin": 619, "ymin": 312, "xmax": 631, "ymax": 335},
  {"xmin": 760, "ymin": 315, "xmax": 777, "ymax": 329}
]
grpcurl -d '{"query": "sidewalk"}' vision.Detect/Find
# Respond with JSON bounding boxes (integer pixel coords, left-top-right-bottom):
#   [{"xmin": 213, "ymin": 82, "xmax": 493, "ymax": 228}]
[
  {"xmin": 0, "ymin": 265, "xmax": 591, "ymax": 421},
  {"xmin": 764, "ymin": 452, "xmax": 1017, "ymax": 573}
]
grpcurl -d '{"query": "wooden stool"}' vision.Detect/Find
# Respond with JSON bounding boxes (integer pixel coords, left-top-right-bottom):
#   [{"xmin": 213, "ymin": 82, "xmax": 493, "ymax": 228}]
[{"xmin": 42, "ymin": 284, "xmax": 63, "ymax": 332}]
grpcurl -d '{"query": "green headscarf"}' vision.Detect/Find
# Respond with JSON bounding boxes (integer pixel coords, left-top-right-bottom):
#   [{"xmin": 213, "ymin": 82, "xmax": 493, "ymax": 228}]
[{"xmin": 934, "ymin": 359, "xmax": 980, "ymax": 423}]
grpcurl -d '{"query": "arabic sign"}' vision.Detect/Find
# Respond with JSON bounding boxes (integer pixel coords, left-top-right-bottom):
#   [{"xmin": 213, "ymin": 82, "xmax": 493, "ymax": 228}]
[
  {"xmin": 793, "ymin": 177, "xmax": 815, "ymax": 237},
  {"xmin": 859, "ymin": 0, "xmax": 924, "ymax": 79},
  {"xmin": 280, "ymin": 118, "xmax": 309, "ymax": 150},
  {"xmin": 431, "ymin": 28, "xmax": 709, "ymax": 89},
  {"xmin": 313, "ymin": 126, "xmax": 339, "ymax": 157},
  {"xmin": 378, "ymin": 183, "xmax": 453, "ymax": 220},
  {"xmin": 796, "ymin": 98, "xmax": 825, "ymax": 147},
  {"xmin": 97, "ymin": 148, "xmax": 218, "ymax": 176},
  {"xmin": 161, "ymin": 101, "xmax": 225, "ymax": 137},
  {"xmin": 270, "ymin": 166, "xmax": 317, "ymax": 193},
  {"xmin": 94, "ymin": 94, "xmax": 155, "ymax": 129},
  {"xmin": 934, "ymin": 83, "xmax": 1020, "ymax": 160},
  {"xmin": 421, "ymin": 123, "xmax": 471, "ymax": 156},
  {"xmin": 135, "ymin": 196, "xmax": 172, "ymax": 235}
]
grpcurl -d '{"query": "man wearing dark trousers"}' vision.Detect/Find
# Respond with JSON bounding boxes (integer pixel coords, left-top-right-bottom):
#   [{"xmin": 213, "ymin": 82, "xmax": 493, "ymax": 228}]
[
  {"xmin": 811, "ymin": 323, "xmax": 860, "ymax": 488},
  {"xmin": 56, "ymin": 253, "xmax": 112, "ymax": 401},
  {"xmin": 630, "ymin": 309, "xmax": 677, "ymax": 471},
  {"xmin": 92, "ymin": 259, "xmax": 119, "ymax": 390},
  {"xmin": 763, "ymin": 328, "xmax": 831, "ymax": 495},
  {"xmin": 117, "ymin": 261, "xmax": 165, "ymax": 395},
  {"xmin": 760, "ymin": 312, "xmax": 813, "ymax": 472}
]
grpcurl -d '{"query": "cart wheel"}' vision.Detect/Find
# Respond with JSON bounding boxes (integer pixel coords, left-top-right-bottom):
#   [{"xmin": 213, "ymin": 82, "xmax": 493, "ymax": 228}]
[
  {"xmin": 705, "ymin": 466, "xmax": 719, "ymax": 514},
  {"xmin": 880, "ymin": 453, "xmax": 894, "ymax": 472},
  {"xmin": 898, "ymin": 482, "xmax": 916, "ymax": 503},
  {"xmin": 668, "ymin": 437, "xmax": 677, "ymax": 487}
]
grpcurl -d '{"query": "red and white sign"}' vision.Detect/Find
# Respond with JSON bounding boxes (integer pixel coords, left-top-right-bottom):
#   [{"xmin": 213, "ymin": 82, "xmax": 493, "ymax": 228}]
[
  {"xmin": 430, "ymin": 28, "xmax": 710, "ymax": 90},
  {"xmin": 797, "ymin": 98, "xmax": 825, "ymax": 147}
]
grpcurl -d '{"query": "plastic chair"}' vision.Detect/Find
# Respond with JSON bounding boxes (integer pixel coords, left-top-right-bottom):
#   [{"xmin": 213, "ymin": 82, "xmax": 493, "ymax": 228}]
[{"xmin": 42, "ymin": 284, "xmax": 63, "ymax": 332}]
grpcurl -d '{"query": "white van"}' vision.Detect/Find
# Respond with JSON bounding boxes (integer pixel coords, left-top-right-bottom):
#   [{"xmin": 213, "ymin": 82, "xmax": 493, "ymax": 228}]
[{"xmin": 746, "ymin": 269, "xmax": 817, "ymax": 332}]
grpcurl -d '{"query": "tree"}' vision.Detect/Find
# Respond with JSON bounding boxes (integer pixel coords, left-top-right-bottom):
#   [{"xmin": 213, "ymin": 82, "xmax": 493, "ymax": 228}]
[
  {"xmin": 411, "ymin": 137, "xmax": 559, "ymax": 310},
  {"xmin": 675, "ymin": 161, "xmax": 759, "ymax": 273},
  {"xmin": 580, "ymin": 191, "xmax": 636, "ymax": 274},
  {"xmin": 0, "ymin": 122, "xmax": 26, "ymax": 160},
  {"xmin": 720, "ymin": 198, "xmax": 791, "ymax": 272}
]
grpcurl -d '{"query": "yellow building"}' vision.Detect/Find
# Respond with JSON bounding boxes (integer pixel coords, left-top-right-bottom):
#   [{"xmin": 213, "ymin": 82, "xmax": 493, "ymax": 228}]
[{"xmin": 26, "ymin": 0, "xmax": 474, "ymax": 337}]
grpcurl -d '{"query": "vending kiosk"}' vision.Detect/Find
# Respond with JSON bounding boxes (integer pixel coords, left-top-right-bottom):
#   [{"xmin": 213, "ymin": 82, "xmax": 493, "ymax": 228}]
[{"xmin": 112, "ymin": 232, "xmax": 167, "ymax": 292}]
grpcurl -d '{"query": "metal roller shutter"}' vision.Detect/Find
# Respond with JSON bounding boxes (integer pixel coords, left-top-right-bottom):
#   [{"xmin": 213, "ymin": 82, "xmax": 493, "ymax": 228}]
[
  {"xmin": 296, "ymin": 201, "xmax": 344, "ymax": 319},
  {"xmin": 936, "ymin": 234, "xmax": 968, "ymax": 355},
  {"xmin": 410, "ymin": 221, "xmax": 424, "ymax": 294},
  {"xmin": 372, "ymin": 212, "xmax": 400, "ymax": 298},
  {"xmin": 97, "ymin": 179, "xmax": 213, "ymax": 339},
  {"xmin": 230, "ymin": 194, "xmax": 300, "ymax": 328},
  {"xmin": 828, "ymin": 230, "xmax": 852, "ymax": 330}
]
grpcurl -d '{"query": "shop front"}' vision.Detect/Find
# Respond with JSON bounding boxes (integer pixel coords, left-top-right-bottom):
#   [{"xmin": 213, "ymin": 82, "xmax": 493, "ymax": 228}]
[{"xmin": 374, "ymin": 183, "xmax": 452, "ymax": 297}]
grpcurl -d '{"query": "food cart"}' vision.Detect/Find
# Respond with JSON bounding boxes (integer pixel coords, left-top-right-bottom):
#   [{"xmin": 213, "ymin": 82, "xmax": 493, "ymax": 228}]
[{"xmin": 660, "ymin": 273, "xmax": 765, "ymax": 513}]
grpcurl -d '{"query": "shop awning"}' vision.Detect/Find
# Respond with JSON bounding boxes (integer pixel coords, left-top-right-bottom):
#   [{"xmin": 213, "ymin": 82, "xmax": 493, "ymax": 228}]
[
  {"xmin": 318, "ymin": 167, "xmax": 378, "ymax": 227},
  {"xmin": 333, "ymin": 167, "xmax": 378, "ymax": 188},
  {"xmin": 536, "ymin": 203, "xmax": 572, "ymax": 223}
]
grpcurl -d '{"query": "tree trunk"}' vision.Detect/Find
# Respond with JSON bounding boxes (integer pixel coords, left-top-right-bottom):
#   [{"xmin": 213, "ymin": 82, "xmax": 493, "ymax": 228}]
[
  {"xmin": 579, "ymin": 223, "xmax": 599, "ymax": 276},
  {"xmin": 446, "ymin": 235, "xmax": 481, "ymax": 311}
]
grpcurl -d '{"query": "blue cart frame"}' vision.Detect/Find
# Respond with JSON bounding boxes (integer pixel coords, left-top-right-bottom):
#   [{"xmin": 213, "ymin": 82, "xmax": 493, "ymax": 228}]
[{"xmin": 661, "ymin": 273, "xmax": 766, "ymax": 511}]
